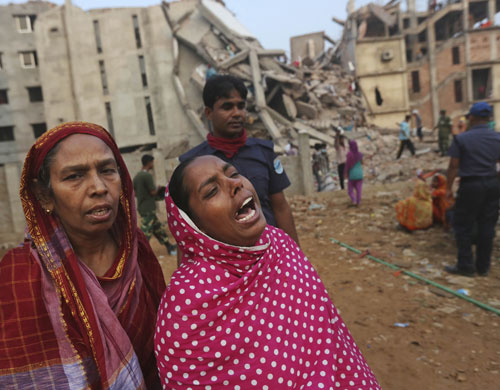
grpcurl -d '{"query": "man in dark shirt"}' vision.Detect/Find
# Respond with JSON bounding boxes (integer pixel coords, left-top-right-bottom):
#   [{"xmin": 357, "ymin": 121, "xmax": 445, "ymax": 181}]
[
  {"xmin": 133, "ymin": 154, "xmax": 177, "ymax": 255},
  {"xmin": 445, "ymin": 102, "xmax": 500, "ymax": 277},
  {"xmin": 179, "ymin": 75, "xmax": 299, "ymax": 244}
]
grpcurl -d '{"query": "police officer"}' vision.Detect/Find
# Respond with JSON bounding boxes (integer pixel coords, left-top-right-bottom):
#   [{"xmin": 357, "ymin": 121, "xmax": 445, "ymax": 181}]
[
  {"xmin": 445, "ymin": 102, "xmax": 500, "ymax": 277},
  {"xmin": 179, "ymin": 75, "xmax": 299, "ymax": 244}
]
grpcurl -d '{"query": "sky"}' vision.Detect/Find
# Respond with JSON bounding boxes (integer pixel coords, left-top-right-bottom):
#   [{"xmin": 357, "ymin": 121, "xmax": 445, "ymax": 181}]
[{"xmin": 0, "ymin": 0, "xmax": 411, "ymax": 51}]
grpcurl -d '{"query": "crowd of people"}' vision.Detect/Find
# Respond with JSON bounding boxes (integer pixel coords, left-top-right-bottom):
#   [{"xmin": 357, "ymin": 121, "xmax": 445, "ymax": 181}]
[
  {"xmin": 0, "ymin": 76, "xmax": 382, "ymax": 389},
  {"xmin": 0, "ymin": 72, "xmax": 498, "ymax": 389}
]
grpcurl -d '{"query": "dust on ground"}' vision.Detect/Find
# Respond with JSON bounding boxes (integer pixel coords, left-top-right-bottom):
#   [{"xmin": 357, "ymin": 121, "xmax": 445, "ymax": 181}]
[{"xmin": 155, "ymin": 178, "xmax": 500, "ymax": 390}]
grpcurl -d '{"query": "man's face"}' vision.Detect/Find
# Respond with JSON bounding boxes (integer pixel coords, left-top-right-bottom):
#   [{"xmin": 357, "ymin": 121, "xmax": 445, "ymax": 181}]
[{"xmin": 205, "ymin": 89, "xmax": 246, "ymax": 139}]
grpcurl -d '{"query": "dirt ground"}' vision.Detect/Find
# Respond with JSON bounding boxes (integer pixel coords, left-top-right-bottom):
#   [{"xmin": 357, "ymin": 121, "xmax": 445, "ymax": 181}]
[{"xmin": 154, "ymin": 179, "xmax": 500, "ymax": 390}]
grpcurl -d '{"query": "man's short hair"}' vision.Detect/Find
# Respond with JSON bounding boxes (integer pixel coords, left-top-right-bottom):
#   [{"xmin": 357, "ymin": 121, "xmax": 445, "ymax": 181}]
[
  {"xmin": 405, "ymin": 114, "xmax": 411, "ymax": 121},
  {"xmin": 202, "ymin": 75, "xmax": 248, "ymax": 108},
  {"xmin": 141, "ymin": 154, "xmax": 154, "ymax": 166}
]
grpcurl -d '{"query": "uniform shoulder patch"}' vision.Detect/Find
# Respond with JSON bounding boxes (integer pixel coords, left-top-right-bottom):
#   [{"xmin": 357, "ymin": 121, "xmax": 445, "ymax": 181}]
[{"xmin": 273, "ymin": 157, "xmax": 284, "ymax": 174}]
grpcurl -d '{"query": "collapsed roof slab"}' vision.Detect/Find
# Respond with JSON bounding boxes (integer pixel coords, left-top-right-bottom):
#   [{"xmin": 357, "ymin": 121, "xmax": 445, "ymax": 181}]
[{"xmin": 199, "ymin": 0, "xmax": 256, "ymax": 41}]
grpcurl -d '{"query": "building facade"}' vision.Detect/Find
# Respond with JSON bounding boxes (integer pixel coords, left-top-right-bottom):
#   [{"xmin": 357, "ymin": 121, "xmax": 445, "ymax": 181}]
[
  {"xmin": 342, "ymin": 0, "xmax": 500, "ymax": 130},
  {"xmin": 0, "ymin": 1, "xmax": 55, "ymax": 238}
]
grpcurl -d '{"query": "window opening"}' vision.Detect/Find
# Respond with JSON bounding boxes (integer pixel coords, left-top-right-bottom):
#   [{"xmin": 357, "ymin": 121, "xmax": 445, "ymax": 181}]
[
  {"xmin": 32, "ymin": 123, "xmax": 47, "ymax": 138},
  {"xmin": 0, "ymin": 89, "xmax": 8, "ymax": 104},
  {"xmin": 454, "ymin": 80, "xmax": 463, "ymax": 103},
  {"xmin": 145, "ymin": 96, "xmax": 155, "ymax": 135},
  {"xmin": 99, "ymin": 60, "xmax": 109, "ymax": 95},
  {"xmin": 93, "ymin": 20, "xmax": 103, "ymax": 54},
  {"xmin": 411, "ymin": 71, "xmax": 421, "ymax": 93},
  {"xmin": 472, "ymin": 68, "xmax": 492, "ymax": 100},
  {"xmin": 139, "ymin": 55, "xmax": 148, "ymax": 87},
  {"xmin": 105, "ymin": 102, "xmax": 115, "ymax": 137},
  {"xmin": 27, "ymin": 86, "xmax": 43, "ymax": 102},
  {"xmin": 452, "ymin": 46, "xmax": 460, "ymax": 65},
  {"xmin": 132, "ymin": 15, "xmax": 142, "ymax": 49},
  {"xmin": 0, "ymin": 126, "xmax": 15, "ymax": 142},
  {"xmin": 19, "ymin": 51, "xmax": 37, "ymax": 68}
]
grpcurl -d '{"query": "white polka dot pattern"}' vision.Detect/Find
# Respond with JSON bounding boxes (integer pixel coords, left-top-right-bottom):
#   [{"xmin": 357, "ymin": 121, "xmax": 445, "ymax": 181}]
[{"xmin": 155, "ymin": 191, "xmax": 380, "ymax": 389}]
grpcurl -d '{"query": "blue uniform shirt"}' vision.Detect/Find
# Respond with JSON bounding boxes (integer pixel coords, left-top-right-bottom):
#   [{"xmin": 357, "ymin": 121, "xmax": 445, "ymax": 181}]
[
  {"xmin": 179, "ymin": 138, "xmax": 291, "ymax": 226},
  {"xmin": 448, "ymin": 123, "xmax": 500, "ymax": 177}
]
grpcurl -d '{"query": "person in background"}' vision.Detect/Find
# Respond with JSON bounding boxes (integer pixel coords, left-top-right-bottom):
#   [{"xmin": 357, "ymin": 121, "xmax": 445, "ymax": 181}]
[
  {"xmin": 312, "ymin": 143, "xmax": 324, "ymax": 192},
  {"xmin": 431, "ymin": 174, "xmax": 454, "ymax": 229},
  {"xmin": 335, "ymin": 130, "xmax": 347, "ymax": 189},
  {"xmin": 396, "ymin": 114, "xmax": 416, "ymax": 159},
  {"xmin": 133, "ymin": 154, "xmax": 177, "ymax": 256},
  {"xmin": 345, "ymin": 139, "xmax": 363, "ymax": 206},
  {"xmin": 179, "ymin": 75, "xmax": 299, "ymax": 244},
  {"xmin": 0, "ymin": 122, "xmax": 165, "ymax": 389},
  {"xmin": 413, "ymin": 109, "xmax": 423, "ymax": 141},
  {"xmin": 284, "ymin": 141, "xmax": 298, "ymax": 156},
  {"xmin": 155, "ymin": 155, "xmax": 381, "ymax": 389},
  {"xmin": 444, "ymin": 102, "xmax": 500, "ymax": 277},
  {"xmin": 433, "ymin": 109, "xmax": 452, "ymax": 156},
  {"xmin": 396, "ymin": 179, "xmax": 433, "ymax": 231},
  {"xmin": 453, "ymin": 116, "xmax": 467, "ymax": 138}
]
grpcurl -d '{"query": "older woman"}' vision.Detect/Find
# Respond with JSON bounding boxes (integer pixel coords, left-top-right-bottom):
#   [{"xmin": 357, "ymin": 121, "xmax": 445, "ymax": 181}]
[
  {"xmin": 155, "ymin": 155, "xmax": 380, "ymax": 389},
  {"xmin": 0, "ymin": 122, "xmax": 165, "ymax": 389}
]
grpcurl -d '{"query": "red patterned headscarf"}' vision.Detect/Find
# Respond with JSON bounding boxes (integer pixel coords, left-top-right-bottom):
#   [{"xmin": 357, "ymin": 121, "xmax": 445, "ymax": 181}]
[{"xmin": 0, "ymin": 122, "xmax": 165, "ymax": 389}]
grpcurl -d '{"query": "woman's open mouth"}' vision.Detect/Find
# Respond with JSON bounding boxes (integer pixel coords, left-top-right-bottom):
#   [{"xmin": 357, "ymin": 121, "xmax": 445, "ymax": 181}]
[
  {"xmin": 86, "ymin": 206, "xmax": 113, "ymax": 222},
  {"xmin": 235, "ymin": 196, "xmax": 257, "ymax": 223}
]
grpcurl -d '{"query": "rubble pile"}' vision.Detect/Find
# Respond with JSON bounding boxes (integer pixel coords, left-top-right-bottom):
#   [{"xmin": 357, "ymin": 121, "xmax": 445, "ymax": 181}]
[
  {"xmin": 162, "ymin": 0, "xmax": 366, "ymax": 150},
  {"xmin": 333, "ymin": 127, "xmax": 449, "ymax": 185}
]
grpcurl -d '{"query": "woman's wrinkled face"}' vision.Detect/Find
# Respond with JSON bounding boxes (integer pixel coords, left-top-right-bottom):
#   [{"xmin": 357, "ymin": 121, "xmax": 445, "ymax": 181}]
[
  {"xmin": 43, "ymin": 134, "xmax": 121, "ymax": 240},
  {"xmin": 184, "ymin": 156, "xmax": 266, "ymax": 247}
]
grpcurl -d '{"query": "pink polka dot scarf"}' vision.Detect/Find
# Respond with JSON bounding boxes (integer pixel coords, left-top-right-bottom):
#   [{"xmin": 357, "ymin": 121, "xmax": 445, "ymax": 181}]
[{"xmin": 155, "ymin": 190, "xmax": 381, "ymax": 389}]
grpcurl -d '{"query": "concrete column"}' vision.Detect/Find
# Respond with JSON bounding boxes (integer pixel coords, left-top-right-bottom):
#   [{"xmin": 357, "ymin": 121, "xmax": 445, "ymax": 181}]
[
  {"xmin": 298, "ymin": 131, "xmax": 313, "ymax": 196},
  {"xmin": 153, "ymin": 148, "xmax": 168, "ymax": 221},
  {"xmin": 407, "ymin": 0, "xmax": 418, "ymax": 60},
  {"xmin": 5, "ymin": 163, "xmax": 25, "ymax": 234},
  {"xmin": 488, "ymin": 0, "xmax": 496, "ymax": 22},
  {"xmin": 463, "ymin": 0, "xmax": 473, "ymax": 103},
  {"xmin": 427, "ymin": 19, "xmax": 439, "ymax": 124}
]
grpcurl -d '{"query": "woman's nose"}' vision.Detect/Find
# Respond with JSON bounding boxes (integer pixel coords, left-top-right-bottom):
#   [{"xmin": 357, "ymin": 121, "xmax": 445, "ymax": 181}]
[
  {"xmin": 89, "ymin": 173, "xmax": 108, "ymax": 195},
  {"xmin": 230, "ymin": 177, "xmax": 243, "ymax": 195}
]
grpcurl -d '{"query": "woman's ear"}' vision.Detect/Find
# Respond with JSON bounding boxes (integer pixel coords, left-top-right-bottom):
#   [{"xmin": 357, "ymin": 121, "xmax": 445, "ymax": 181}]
[{"xmin": 32, "ymin": 179, "xmax": 54, "ymax": 213}]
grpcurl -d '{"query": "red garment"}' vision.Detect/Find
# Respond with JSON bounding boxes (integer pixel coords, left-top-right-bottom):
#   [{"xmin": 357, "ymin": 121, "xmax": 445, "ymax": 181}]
[
  {"xmin": 1, "ymin": 122, "xmax": 165, "ymax": 389},
  {"xmin": 207, "ymin": 128, "xmax": 247, "ymax": 158},
  {"xmin": 432, "ymin": 174, "xmax": 453, "ymax": 225}
]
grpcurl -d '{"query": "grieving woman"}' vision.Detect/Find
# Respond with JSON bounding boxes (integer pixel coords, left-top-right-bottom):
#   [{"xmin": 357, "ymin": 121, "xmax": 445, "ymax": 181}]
[
  {"xmin": 0, "ymin": 122, "xmax": 165, "ymax": 389},
  {"xmin": 155, "ymin": 155, "xmax": 380, "ymax": 389}
]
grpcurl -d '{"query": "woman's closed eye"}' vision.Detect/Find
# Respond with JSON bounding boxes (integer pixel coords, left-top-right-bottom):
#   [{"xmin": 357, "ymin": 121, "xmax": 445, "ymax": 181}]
[{"xmin": 203, "ymin": 186, "xmax": 218, "ymax": 199}]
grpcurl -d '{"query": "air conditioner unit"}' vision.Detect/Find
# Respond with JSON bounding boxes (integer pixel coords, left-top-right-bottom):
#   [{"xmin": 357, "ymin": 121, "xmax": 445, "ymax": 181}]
[{"xmin": 381, "ymin": 50, "xmax": 394, "ymax": 62}]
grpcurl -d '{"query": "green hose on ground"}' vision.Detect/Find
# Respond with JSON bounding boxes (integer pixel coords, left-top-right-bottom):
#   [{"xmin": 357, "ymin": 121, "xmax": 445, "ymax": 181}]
[{"xmin": 330, "ymin": 238, "xmax": 500, "ymax": 317}]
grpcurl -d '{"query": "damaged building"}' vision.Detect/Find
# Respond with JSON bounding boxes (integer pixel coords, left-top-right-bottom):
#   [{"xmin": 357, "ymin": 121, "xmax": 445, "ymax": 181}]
[
  {"xmin": 336, "ymin": 0, "xmax": 500, "ymax": 129},
  {"xmin": 2, "ymin": 0, "xmax": 367, "ymax": 240}
]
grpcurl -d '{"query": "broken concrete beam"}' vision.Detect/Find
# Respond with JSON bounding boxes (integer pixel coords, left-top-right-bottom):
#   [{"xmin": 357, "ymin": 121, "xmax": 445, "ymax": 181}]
[
  {"xmin": 282, "ymin": 94, "xmax": 297, "ymax": 119},
  {"xmin": 261, "ymin": 71, "xmax": 302, "ymax": 86},
  {"xmin": 172, "ymin": 37, "xmax": 180, "ymax": 74},
  {"xmin": 258, "ymin": 109, "xmax": 285, "ymax": 146},
  {"xmin": 256, "ymin": 49, "xmax": 286, "ymax": 57},
  {"xmin": 293, "ymin": 121, "xmax": 335, "ymax": 146},
  {"xmin": 186, "ymin": 108, "xmax": 208, "ymax": 139},
  {"xmin": 173, "ymin": 75, "xmax": 189, "ymax": 108},
  {"xmin": 199, "ymin": 0, "xmax": 255, "ymax": 41},
  {"xmin": 218, "ymin": 49, "xmax": 249, "ymax": 69},
  {"xmin": 296, "ymin": 100, "xmax": 318, "ymax": 119},
  {"xmin": 265, "ymin": 83, "xmax": 281, "ymax": 105},
  {"xmin": 249, "ymin": 49, "xmax": 266, "ymax": 108}
]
